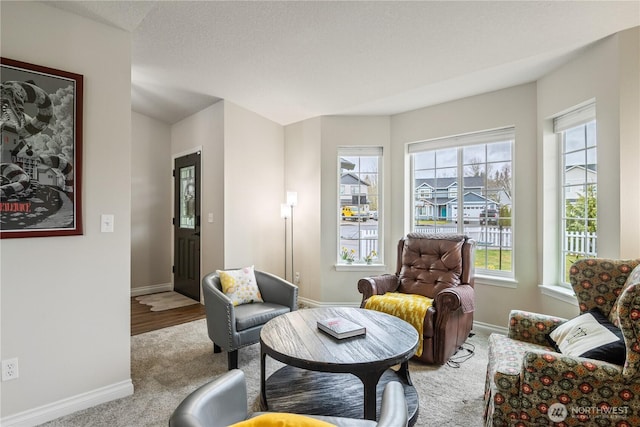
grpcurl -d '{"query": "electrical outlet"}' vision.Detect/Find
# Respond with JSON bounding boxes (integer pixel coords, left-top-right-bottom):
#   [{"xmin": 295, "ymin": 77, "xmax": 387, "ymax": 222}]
[
  {"xmin": 294, "ymin": 272, "xmax": 300, "ymax": 284},
  {"xmin": 2, "ymin": 358, "xmax": 19, "ymax": 381}
]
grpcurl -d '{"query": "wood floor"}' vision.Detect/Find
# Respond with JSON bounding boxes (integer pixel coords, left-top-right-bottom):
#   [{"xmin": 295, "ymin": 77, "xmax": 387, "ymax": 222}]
[{"xmin": 131, "ymin": 296, "xmax": 206, "ymax": 336}]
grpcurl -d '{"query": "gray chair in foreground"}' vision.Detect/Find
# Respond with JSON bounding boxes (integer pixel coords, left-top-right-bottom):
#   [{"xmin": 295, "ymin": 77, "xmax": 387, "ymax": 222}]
[
  {"xmin": 169, "ymin": 369, "xmax": 409, "ymax": 427},
  {"xmin": 202, "ymin": 270, "xmax": 298, "ymax": 370}
]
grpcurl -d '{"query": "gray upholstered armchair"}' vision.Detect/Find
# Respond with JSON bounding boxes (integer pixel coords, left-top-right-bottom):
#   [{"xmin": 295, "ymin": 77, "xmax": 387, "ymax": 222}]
[
  {"xmin": 202, "ymin": 269, "xmax": 298, "ymax": 370},
  {"xmin": 169, "ymin": 369, "xmax": 409, "ymax": 427}
]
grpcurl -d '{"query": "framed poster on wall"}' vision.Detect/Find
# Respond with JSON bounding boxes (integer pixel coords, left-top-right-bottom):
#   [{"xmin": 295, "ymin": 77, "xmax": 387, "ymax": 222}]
[{"xmin": 0, "ymin": 57, "xmax": 83, "ymax": 238}]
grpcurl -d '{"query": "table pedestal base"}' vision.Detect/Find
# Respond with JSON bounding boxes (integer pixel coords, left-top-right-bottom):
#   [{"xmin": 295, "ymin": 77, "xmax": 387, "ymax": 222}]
[{"xmin": 262, "ymin": 365, "xmax": 418, "ymax": 426}]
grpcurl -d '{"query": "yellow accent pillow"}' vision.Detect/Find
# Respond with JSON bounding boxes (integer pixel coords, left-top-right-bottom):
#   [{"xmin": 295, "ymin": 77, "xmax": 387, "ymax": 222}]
[
  {"xmin": 230, "ymin": 413, "xmax": 336, "ymax": 427},
  {"xmin": 216, "ymin": 266, "xmax": 263, "ymax": 306}
]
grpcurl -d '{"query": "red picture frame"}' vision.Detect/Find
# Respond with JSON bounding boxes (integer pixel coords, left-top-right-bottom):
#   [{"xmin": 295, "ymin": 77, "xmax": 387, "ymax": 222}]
[{"xmin": 1, "ymin": 58, "xmax": 83, "ymax": 238}]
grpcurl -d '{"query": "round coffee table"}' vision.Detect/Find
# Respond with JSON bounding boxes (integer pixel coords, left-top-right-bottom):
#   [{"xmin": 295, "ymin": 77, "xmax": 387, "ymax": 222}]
[{"xmin": 260, "ymin": 307, "xmax": 419, "ymax": 423}]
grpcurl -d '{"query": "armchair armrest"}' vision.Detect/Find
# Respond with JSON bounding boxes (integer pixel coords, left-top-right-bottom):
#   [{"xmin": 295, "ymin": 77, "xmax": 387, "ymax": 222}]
[
  {"xmin": 357, "ymin": 274, "xmax": 399, "ymax": 307},
  {"xmin": 202, "ymin": 274, "xmax": 236, "ymax": 347},
  {"xmin": 169, "ymin": 369, "xmax": 248, "ymax": 427},
  {"xmin": 377, "ymin": 381, "xmax": 409, "ymax": 427},
  {"xmin": 507, "ymin": 310, "xmax": 567, "ymax": 346},
  {"xmin": 522, "ymin": 348, "xmax": 624, "ymax": 385},
  {"xmin": 254, "ymin": 270, "xmax": 298, "ymax": 310},
  {"xmin": 613, "ymin": 281, "xmax": 640, "ymax": 379}
]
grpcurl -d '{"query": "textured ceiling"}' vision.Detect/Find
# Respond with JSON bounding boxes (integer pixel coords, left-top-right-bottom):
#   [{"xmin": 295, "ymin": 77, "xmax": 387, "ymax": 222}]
[{"xmin": 49, "ymin": 1, "xmax": 640, "ymax": 125}]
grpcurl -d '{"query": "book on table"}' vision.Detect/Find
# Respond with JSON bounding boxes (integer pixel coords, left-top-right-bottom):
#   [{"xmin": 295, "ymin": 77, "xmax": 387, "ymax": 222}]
[{"xmin": 317, "ymin": 316, "xmax": 366, "ymax": 339}]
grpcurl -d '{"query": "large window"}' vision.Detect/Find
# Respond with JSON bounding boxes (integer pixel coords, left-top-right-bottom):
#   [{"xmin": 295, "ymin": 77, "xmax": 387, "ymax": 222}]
[
  {"xmin": 555, "ymin": 104, "xmax": 597, "ymax": 284},
  {"xmin": 409, "ymin": 128, "xmax": 514, "ymax": 277},
  {"xmin": 338, "ymin": 148, "xmax": 381, "ymax": 265}
]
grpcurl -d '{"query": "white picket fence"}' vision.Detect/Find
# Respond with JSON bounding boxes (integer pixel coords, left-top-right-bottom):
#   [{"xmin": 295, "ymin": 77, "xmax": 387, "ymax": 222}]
[
  {"xmin": 341, "ymin": 226, "xmax": 598, "ymax": 259},
  {"xmin": 565, "ymin": 231, "xmax": 597, "ymax": 256}
]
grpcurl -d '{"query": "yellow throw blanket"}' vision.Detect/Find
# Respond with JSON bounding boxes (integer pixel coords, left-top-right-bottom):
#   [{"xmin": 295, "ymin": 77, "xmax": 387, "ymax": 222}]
[{"xmin": 365, "ymin": 293, "xmax": 433, "ymax": 357}]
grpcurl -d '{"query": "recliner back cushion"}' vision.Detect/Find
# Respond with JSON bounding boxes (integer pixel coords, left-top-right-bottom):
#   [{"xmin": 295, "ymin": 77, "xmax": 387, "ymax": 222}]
[{"xmin": 398, "ymin": 235, "xmax": 464, "ymax": 298}]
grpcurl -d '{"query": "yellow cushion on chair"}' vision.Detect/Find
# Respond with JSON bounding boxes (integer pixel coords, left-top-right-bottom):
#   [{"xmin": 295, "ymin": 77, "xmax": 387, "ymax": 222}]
[
  {"xmin": 365, "ymin": 293, "xmax": 432, "ymax": 357},
  {"xmin": 231, "ymin": 413, "xmax": 336, "ymax": 427}
]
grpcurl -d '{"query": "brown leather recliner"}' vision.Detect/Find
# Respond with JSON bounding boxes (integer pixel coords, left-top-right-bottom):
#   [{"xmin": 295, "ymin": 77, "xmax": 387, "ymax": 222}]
[{"xmin": 358, "ymin": 233, "xmax": 476, "ymax": 365}]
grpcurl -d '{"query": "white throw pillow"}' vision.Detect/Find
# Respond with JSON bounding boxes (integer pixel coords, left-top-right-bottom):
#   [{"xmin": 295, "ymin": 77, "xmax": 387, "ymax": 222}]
[
  {"xmin": 216, "ymin": 266, "xmax": 263, "ymax": 306},
  {"xmin": 547, "ymin": 308, "xmax": 625, "ymax": 365}
]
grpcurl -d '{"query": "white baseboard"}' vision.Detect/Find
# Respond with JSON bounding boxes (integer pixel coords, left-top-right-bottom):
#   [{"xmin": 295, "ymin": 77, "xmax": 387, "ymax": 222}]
[
  {"xmin": 0, "ymin": 380, "xmax": 133, "ymax": 427},
  {"xmin": 297, "ymin": 297, "xmax": 360, "ymax": 308},
  {"xmin": 130, "ymin": 282, "xmax": 172, "ymax": 297},
  {"xmin": 472, "ymin": 320, "xmax": 508, "ymax": 336}
]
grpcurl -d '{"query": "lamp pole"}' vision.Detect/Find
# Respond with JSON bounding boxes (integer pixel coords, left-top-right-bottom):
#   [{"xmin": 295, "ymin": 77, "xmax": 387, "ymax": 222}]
[
  {"xmin": 287, "ymin": 191, "xmax": 298, "ymax": 283},
  {"xmin": 280, "ymin": 203, "xmax": 290, "ymax": 281}
]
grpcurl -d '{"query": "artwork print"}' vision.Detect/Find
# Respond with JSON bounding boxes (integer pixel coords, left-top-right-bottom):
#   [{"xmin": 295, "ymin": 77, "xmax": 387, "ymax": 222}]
[{"xmin": 1, "ymin": 58, "xmax": 83, "ymax": 238}]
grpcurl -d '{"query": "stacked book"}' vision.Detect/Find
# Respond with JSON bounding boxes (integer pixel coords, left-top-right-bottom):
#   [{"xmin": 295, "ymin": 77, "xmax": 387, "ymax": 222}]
[{"xmin": 317, "ymin": 316, "xmax": 366, "ymax": 339}]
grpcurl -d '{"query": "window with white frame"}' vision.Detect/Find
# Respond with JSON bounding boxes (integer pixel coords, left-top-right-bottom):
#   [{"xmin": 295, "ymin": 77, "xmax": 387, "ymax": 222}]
[
  {"xmin": 555, "ymin": 103, "xmax": 597, "ymax": 285},
  {"xmin": 409, "ymin": 128, "xmax": 514, "ymax": 277},
  {"xmin": 338, "ymin": 148, "xmax": 381, "ymax": 265}
]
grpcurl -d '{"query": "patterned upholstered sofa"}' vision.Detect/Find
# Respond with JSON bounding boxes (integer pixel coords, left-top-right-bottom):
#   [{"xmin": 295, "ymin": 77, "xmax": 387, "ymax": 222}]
[{"xmin": 484, "ymin": 258, "xmax": 640, "ymax": 426}]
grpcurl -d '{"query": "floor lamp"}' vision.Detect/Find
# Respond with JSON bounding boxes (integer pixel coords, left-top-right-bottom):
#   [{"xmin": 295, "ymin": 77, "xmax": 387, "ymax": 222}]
[
  {"xmin": 280, "ymin": 203, "xmax": 290, "ymax": 281},
  {"xmin": 286, "ymin": 191, "xmax": 297, "ymax": 283}
]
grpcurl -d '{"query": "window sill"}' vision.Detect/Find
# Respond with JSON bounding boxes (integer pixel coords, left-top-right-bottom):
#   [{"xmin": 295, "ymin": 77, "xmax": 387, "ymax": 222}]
[
  {"xmin": 335, "ymin": 263, "xmax": 387, "ymax": 272},
  {"xmin": 475, "ymin": 274, "xmax": 518, "ymax": 288},
  {"xmin": 539, "ymin": 284, "xmax": 579, "ymax": 306}
]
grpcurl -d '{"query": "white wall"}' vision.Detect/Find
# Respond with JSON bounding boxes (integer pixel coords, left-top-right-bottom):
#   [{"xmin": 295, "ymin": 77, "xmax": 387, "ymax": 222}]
[
  {"xmin": 288, "ymin": 28, "xmax": 639, "ymax": 329},
  {"xmin": 319, "ymin": 116, "xmax": 392, "ymax": 303},
  {"xmin": 171, "ymin": 102, "xmax": 225, "ymax": 281},
  {"xmin": 170, "ymin": 100, "xmax": 285, "ymax": 279},
  {"xmin": 1, "ymin": 2, "xmax": 133, "ymax": 425},
  {"xmin": 223, "ymin": 101, "xmax": 285, "ymax": 272},
  {"xmin": 618, "ymin": 28, "xmax": 640, "ymax": 258},
  {"xmin": 284, "ymin": 118, "xmax": 322, "ymax": 300},
  {"xmin": 131, "ymin": 112, "xmax": 172, "ymax": 294},
  {"xmin": 390, "ymin": 84, "xmax": 539, "ymax": 329},
  {"xmin": 537, "ymin": 28, "xmax": 640, "ymax": 318}
]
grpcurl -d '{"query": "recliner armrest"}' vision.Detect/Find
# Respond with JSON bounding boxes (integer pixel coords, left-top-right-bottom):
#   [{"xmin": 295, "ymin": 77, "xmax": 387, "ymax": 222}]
[
  {"xmin": 169, "ymin": 369, "xmax": 248, "ymax": 427},
  {"xmin": 433, "ymin": 284, "xmax": 474, "ymax": 314},
  {"xmin": 358, "ymin": 274, "xmax": 399, "ymax": 307}
]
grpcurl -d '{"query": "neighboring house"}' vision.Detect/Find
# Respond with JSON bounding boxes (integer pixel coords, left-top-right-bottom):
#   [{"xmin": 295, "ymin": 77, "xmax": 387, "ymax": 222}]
[
  {"xmin": 414, "ymin": 176, "xmax": 507, "ymax": 221},
  {"xmin": 564, "ymin": 165, "xmax": 597, "ymax": 202},
  {"xmin": 340, "ymin": 157, "xmax": 355, "ymax": 171},
  {"xmin": 448, "ymin": 192, "xmax": 498, "ymax": 222},
  {"xmin": 340, "ymin": 172, "xmax": 370, "ymax": 207}
]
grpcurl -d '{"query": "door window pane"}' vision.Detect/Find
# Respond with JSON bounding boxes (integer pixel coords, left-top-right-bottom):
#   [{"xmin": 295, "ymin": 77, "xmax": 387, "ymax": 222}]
[{"xmin": 180, "ymin": 165, "xmax": 196, "ymax": 229}]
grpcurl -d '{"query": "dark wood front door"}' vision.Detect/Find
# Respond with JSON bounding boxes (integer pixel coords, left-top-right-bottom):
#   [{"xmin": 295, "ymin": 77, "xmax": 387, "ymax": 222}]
[{"xmin": 173, "ymin": 152, "xmax": 201, "ymax": 301}]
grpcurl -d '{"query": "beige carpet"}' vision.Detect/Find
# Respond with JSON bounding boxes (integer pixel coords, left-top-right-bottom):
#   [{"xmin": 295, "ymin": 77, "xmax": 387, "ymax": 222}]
[
  {"xmin": 135, "ymin": 291, "xmax": 198, "ymax": 311},
  {"xmin": 38, "ymin": 318, "xmax": 488, "ymax": 427}
]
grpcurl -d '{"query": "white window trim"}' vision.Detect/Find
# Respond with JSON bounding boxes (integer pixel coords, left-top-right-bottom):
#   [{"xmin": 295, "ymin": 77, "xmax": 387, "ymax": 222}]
[
  {"xmin": 539, "ymin": 101, "xmax": 596, "ymax": 303},
  {"xmin": 337, "ymin": 147, "xmax": 383, "ymax": 267},
  {"xmin": 555, "ymin": 102, "xmax": 596, "ymax": 289},
  {"xmin": 408, "ymin": 127, "xmax": 515, "ymax": 279}
]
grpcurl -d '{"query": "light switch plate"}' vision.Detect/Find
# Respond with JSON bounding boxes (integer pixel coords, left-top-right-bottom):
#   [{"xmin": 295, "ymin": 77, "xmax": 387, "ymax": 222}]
[{"xmin": 101, "ymin": 214, "xmax": 114, "ymax": 232}]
